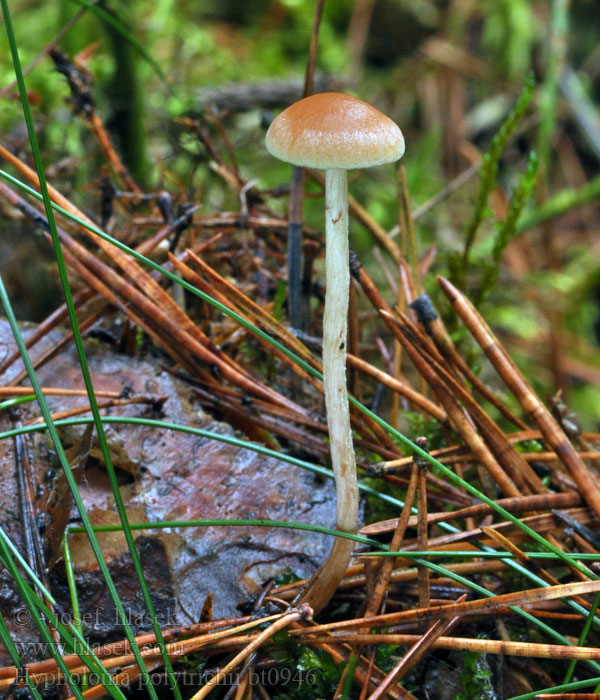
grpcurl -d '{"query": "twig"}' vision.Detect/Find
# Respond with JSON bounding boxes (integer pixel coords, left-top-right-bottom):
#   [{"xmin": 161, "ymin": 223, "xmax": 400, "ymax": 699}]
[
  {"xmin": 361, "ymin": 491, "xmax": 581, "ymax": 536},
  {"xmin": 366, "ymin": 598, "xmax": 465, "ymax": 700},
  {"xmin": 0, "ymin": 3, "xmax": 93, "ymax": 99},
  {"xmin": 438, "ymin": 275, "xmax": 600, "ymax": 522},
  {"xmin": 187, "ymin": 605, "xmax": 312, "ymax": 700}
]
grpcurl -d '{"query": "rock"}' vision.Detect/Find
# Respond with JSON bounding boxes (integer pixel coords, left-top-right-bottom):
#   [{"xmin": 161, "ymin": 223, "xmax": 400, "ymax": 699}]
[{"xmin": 0, "ymin": 319, "xmax": 336, "ymax": 660}]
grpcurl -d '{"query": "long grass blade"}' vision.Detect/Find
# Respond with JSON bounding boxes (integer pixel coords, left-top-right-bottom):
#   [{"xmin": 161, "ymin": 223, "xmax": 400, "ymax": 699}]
[
  {"xmin": 67, "ymin": 0, "xmax": 168, "ymax": 85},
  {"xmin": 0, "ymin": 7, "xmax": 181, "ymax": 696},
  {"xmin": 0, "ymin": 531, "xmax": 126, "ymax": 700},
  {"xmin": 0, "ymin": 612, "xmax": 45, "ymax": 700}
]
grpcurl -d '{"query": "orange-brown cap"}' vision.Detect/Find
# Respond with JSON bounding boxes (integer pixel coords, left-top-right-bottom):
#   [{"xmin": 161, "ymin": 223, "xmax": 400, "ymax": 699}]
[{"xmin": 265, "ymin": 92, "xmax": 404, "ymax": 170}]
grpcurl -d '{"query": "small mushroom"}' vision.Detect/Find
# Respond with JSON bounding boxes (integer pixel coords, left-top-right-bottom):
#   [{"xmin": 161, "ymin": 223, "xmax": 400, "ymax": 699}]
[{"xmin": 266, "ymin": 92, "xmax": 405, "ymax": 612}]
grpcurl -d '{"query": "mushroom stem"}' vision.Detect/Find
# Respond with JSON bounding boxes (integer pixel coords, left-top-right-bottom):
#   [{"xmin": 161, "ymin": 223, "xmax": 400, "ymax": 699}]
[{"xmin": 298, "ymin": 168, "xmax": 358, "ymax": 613}]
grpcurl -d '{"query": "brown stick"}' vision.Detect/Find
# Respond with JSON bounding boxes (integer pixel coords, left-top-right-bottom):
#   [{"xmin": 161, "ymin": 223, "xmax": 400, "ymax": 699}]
[
  {"xmin": 366, "ymin": 599, "xmax": 465, "ymax": 700},
  {"xmin": 437, "ymin": 275, "xmax": 600, "ymax": 522},
  {"xmin": 392, "ymin": 310, "xmax": 546, "ymax": 494},
  {"xmin": 0, "ymin": 387, "xmax": 121, "ymax": 398},
  {"xmin": 300, "ymin": 579, "xmax": 600, "ymax": 634},
  {"xmin": 361, "ymin": 491, "xmax": 582, "ymax": 536},
  {"xmin": 346, "ymin": 353, "xmax": 447, "ymax": 423}
]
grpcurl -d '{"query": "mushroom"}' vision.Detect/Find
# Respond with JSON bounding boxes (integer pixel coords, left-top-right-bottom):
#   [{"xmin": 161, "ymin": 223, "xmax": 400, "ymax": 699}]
[{"xmin": 266, "ymin": 92, "xmax": 405, "ymax": 612}]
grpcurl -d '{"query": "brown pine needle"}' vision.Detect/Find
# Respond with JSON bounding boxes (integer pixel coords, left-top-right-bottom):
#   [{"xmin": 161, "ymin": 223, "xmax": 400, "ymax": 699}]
[
  {"xmin": 187, "ymin": 605, "xmax": 312, "ymax": 700},
  {"xmin": 361, "ymin": 491, "xmax": 581, "ymax": 536},
  {"xmin": 5, "ymin": 614, "xmax": 292, "ymax": 695},
  {"xmin": 26, "ymin": 395, "xmax": 165, "ymax": 425},
  {"xmin": 480, "ymin": 526, "xmax": 542, "ymax": 565},
  {"xmin": 366, "ymin": 597, "xmax": 465, "ymax": 700},
  {"xmin": 347, "ymin": 352, "xmax": 447, "ymax": 422},
  {"xmin": 0, "ymin": 387, "xmax": 122, "ymax": 398},
  {"xmin": 302, "ymin": 634, "xmax": 600, "ymax": 661},
  {"xmin": 295, "ymin": 579, "xmax": 600, "ymax": 633},
  {"xmin": 437, "ymin": 275, "xmax": 600, "ymax": 522}
]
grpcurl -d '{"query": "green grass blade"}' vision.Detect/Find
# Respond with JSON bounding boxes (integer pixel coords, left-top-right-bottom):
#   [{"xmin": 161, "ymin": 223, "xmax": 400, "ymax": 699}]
[
  {"xmin": 66, "ymin": 519, "xmax": 383, "ymax": 548},
  {"xmin": 0, "ymin": 527, "xmax": 133, "ymax": 699},
  {"xmin": 0, "ymin": 4, "xmax": 182, "ymax": 695},
  {"xmin": 62, "ymin": 533, "xmax": 88, "ymax": 690},
  {"xmin": 508, "ymin": 676, "xmax": 600, "ymax": 700},
  {"xmin": 562, "ymin": 592, "xmax": 600, "ymax": 684},
  {"xmin": 0, "ymin": 414, "xmax": 406, "ymax": 510},
  {"xmin": 0, "ymin": 531, "xmax": 127, "ymax": 700},
  {"xmin": 67, "ymin": 0, "xmax": 169, "ymax": 85},
  {"xmin": 0, "ymin": 395, "xmax": 38, "ymax": 411},
  {"xmin": 0, "ymin": 612, "xmax": 45, "ymax": 700}
]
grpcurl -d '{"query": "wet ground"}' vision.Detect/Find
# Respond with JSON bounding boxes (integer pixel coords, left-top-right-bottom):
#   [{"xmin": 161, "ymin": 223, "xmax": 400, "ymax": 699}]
[{"xmin": 0, "ymin": 319, "xmax": 336, "ymax": 660}]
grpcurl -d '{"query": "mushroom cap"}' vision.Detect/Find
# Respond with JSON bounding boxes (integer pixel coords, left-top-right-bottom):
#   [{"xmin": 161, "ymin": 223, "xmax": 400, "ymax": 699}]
[{"xmin": 265, "ymin": 92, "xmax": 405, "ymax": 170}]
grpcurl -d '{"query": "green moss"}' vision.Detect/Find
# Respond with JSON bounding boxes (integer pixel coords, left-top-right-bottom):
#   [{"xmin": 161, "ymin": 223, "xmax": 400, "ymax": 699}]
[
  {"xmin": 270, "ymin": 632, "xmax": 342, "ymax": 700},
  {"xmin": 273, "ymin": 567, "xmax": 302, "ymax": 587},
  {"xmin": 456, "ymin": 651, "xmax": 496, "ymax": 700}
]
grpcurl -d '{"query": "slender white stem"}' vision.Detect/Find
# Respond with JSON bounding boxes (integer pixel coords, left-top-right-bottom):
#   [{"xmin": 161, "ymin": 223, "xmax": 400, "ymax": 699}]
[
  {"xmin": 323, "ymin": 169, "xmax": 357, "ymax": 534},
  {"xmin": 298, "ymin": 168, "xmax": 358, "ymax": 613}
]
